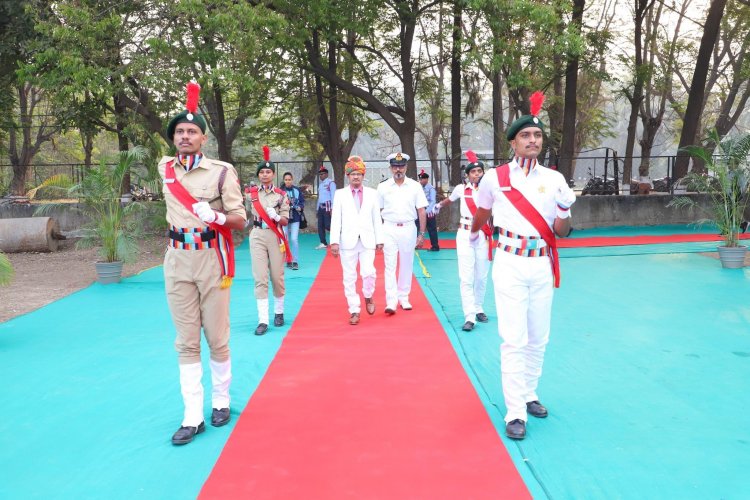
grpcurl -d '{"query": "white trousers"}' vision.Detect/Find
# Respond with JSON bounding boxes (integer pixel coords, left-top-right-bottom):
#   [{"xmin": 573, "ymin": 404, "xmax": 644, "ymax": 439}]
[
  {"xmin": 456, "ymin": 228, "xmax": 490, "ymax": 322},
  {"xmin": 492, "ymin": 250, "xmax": 554, "ymax": 423},
  {"xmin": 382, "ymin": 222, "xmax": 417, "ymax": 307},
  {"xmin": 339, "ymin": 239, "xmax": 377, "ymax": 314}
]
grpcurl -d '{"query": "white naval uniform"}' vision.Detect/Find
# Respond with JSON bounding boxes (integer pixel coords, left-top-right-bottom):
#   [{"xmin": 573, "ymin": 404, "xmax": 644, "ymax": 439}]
[
  {"xmin": 476, "ymin": 158, "xmax": 575, "ymax": 423},
  {"xmin": 377, "ymin": 177, "xmax": 428, "ymax": 308},
  {"xmin": 448, "ymin": 183, "xmax": 490, "ymax": 323},
  {"xmin": 329, "ymin": 185, "xmax": 384, "ymax": 314}
]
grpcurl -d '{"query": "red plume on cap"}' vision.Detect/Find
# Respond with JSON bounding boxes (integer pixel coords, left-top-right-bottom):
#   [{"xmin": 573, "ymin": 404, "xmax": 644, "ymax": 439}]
[
  {"xmin": 529, "ymin": 91, "xmax": 545, "ymax": 117},
  {"xmin": 465, "ymin": 150, "xmax": 478, "ymax": 164},
  {"xmin": 186, "ymin": 81, "xmax": 201, "ymax": 114},
  {"xmin": 419, "ymin": 169, "xmax": 425, "ymax": 175},
  {"xmin": 262, "ymin": 145, "xmax": 270, "ymax": 162}
]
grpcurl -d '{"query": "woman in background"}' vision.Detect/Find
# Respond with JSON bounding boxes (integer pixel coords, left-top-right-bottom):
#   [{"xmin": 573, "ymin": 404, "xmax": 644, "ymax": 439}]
[{"xmin": 282, "ymin": 172, "xmax": 305, "ymax": 270}]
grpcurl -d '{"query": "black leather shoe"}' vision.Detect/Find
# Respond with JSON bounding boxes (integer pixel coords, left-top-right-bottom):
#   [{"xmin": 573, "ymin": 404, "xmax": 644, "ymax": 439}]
[
  {"xmin": 292, "ymin": 262, "xmax": 299, "ymax": 270},
  {"xmin": 384, "ymin": 307, "xmax": 396, "ymax": 315},
  {"xmin": 505, "ymin": 419, "xmax": 526, "ymax": 440},
  {"xmin": 255, "ymin": 323, "xmax": 268, "ymax": 335},
  {"xmin": 462, "ymin": 321, "xmax": 474, "ymax": 331},
  {"xmin": 274, "ymin": 313, "xmax": 284, "ymax": 327},
  {"xmin": 475, "ymin": 312, "xmax": 489, "ymax": 323},
  {"xmin": 171, "ymin": 421, "xmax": 205, "ymax": 445},
  {"xmin": 526, "ymin": 400, "xmax": 548, "ymax": 418},
  {"xmin": 429, "ymin": 247, "xmax": 440, "ymax": 252},
  {"xmin": 211, "ymin": 408, "xmax": 230, "ymax": 427}
]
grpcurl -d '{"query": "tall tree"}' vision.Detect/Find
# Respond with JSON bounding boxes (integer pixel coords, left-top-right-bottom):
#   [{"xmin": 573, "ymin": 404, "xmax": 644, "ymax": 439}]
[
  {"xmin": 557, "ymin": 0, "xmax": 585, "ymax": 180},
  {"xmin": 673, "ymin": 0, "xmax": 728, "ymax": 179},
  {"xmin": 450, "ymin": 0, "xmax": 464, "ymax": 186}
]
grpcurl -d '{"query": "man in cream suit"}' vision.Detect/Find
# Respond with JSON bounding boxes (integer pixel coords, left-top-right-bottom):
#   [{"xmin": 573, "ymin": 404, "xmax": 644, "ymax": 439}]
[{"xmin": 330, "ymin": 156, "xmax": 384, "ymax": 325}]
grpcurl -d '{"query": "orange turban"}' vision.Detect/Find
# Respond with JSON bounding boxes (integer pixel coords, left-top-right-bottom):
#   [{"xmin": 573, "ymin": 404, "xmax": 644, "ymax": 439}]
[{"xmin": 345, "ymin": 156, "xmax": 366, "ymax": 175}]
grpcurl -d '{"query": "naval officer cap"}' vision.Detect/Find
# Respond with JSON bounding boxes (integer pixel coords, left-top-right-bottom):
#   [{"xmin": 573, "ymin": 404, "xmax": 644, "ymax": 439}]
[{"xmin": 386, "ymin": 152, "xmax": 410, "ymax": 166}]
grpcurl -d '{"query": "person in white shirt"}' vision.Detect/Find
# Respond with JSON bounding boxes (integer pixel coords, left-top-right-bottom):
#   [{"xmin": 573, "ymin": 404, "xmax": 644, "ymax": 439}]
[
  {"xmin": 433, "ymin": 153, "xmax": 490, "ymax": 332},
  {"xmin": 471, "ymin": 92, "xmax": 576, "ymax": 441},
  {"xmin": 377, "ymin": 152, "xmax": 428, "ymax": 314},
  {"xmin": 330, "ymin": 156, "xmax": 384, "ymax": 325}
]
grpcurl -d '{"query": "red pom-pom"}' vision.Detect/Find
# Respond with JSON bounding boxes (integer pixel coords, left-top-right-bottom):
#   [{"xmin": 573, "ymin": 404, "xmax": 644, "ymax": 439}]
[
  {"xmin": 465, "ymin": 150, "xmax": 478, "ymax": 164},
  {"xmin": 262, "ymin": 145, "xmax": 270, "ymax": 162},
  {"xmin": 529, "ymin": 91, "xmax": 545, "ymax": 117},
  {"xmin": 186, "ymin": 81, "xmax": 201, "ymax": 114},
  {"xmin": 419, "ymin": 169, "xmax": 425, "ymax": 175}
]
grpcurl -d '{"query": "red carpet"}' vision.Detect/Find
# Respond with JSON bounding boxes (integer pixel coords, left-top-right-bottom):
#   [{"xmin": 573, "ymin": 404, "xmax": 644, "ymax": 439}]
[
  {"xmin": 200, "ymin": 254, "xmax": 530, "ymax": 499},
  {"xmin": 436, "ymin": 232, "xmax": 750, "ymax": 249}
]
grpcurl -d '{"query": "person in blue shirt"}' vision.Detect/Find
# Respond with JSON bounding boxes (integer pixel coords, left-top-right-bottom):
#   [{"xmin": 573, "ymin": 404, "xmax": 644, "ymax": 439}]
[
  {"xmin": 316, "ymin": 165, "xmax": 337, "ymax": 249},
  {"xmin": 417, "ymin": 170, "xmax": 440, "ymax": 251},
  {"xmin": 282, "ymin": 172, "xmax": 305, "ymax": 270}
]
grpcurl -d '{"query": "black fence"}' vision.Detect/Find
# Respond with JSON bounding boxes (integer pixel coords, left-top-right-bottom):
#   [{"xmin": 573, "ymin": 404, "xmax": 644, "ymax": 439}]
[{"xmin": 0, "ymin": 154, "xmax": 681, "ymax": 197}]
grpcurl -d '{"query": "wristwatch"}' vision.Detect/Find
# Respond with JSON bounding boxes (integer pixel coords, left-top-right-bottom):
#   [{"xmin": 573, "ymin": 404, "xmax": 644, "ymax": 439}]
[{"xmin": 419, "ymin": 231, "xmax": 426, "ymax": 236}]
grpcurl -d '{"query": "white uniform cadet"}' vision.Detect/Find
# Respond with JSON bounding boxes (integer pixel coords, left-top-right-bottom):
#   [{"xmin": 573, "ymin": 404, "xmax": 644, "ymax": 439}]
[
  {"xmin": 476, "ymin": 156, "xmax": 575, "ymax": 430},
  {"xmin": 377, "ymin": 153, "xmax": 428, "ymax": 312},
  {"xmin": 448, "ymin": 181, "xmax": 490, "ymax": 326}
]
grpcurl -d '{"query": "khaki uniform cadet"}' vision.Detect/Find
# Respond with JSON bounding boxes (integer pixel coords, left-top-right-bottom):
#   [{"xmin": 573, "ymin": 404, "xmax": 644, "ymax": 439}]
[
  {"xmin": 247, "ymin": 147, "xmax": 291, "ymax": 335},
  {"xmin": 472, "ymin": 91, "xmax": 575, "ymax": 441},
  {"xmin": 160, "ymin": 82, "xmax": 247, "ymax": 446}
]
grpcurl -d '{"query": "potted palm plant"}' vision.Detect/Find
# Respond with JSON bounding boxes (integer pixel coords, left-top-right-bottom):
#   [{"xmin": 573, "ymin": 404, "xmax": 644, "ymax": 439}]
[
  {"xmin": 0, "ymin": 252, "xmax": 13, "ymax": 285},
  {"xmin": 669, "ymin": 130, "xmax": 750, "ymax": 268},
  {"xmin": 37, "ymin": 147, "xmax": 147, "ymax": 283}
]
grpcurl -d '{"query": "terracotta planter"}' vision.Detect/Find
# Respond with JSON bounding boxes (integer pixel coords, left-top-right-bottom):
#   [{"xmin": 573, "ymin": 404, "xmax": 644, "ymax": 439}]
[
  {"xmin": 717, "ymin": 245, "xmax": 747, "ymax": 269},
  {"xmin": 95, "ymin": 261, "xmax": 123, "ymax": 284}
]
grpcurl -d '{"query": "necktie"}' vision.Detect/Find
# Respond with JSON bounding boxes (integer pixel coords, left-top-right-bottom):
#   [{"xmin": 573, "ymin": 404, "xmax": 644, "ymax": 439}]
[{"xmin": 353, "ymin": 189, "xmax": 362, "ymax": 209}]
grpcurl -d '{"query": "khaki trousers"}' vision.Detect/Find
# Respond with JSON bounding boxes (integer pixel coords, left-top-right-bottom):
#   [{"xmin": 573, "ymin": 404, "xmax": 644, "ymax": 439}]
[
  {"xmin": 250, "ymin": 228, "xmax": 285, "ymax": 299},
  {"xmin": 164, "ymin": 247, "xmax": 231, "ymax": 364}
]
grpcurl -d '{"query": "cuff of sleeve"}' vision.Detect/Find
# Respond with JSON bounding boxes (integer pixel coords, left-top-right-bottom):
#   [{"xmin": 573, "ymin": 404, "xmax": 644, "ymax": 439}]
[
  {"xmin": 215, "ymin": 212, "xmax": 227, "ymax": 225},
  {"xmin": 556, "ymin": 206, "xmax": 571, "ymax": 219}
]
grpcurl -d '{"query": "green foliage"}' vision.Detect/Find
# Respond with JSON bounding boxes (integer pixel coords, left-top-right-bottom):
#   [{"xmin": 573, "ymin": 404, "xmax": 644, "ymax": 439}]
[
  {"xmin": 669, "ymin": 130, "xmax": 750, "ymax": 247},
  {"xmin": 0, "ymin": 251, "xmax": 13, "ymax": 286},
  {"xmin": 36, "ymin": 146, "xmax": 148, "ymax": 262}
]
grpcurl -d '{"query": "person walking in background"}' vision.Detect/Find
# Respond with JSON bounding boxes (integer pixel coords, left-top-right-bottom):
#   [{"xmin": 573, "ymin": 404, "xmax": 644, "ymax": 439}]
[
  {"xmin": 316, "ymin": 165, "xmax": 336, "ymax": 249},
  {"xmin": 282, "ymin": 172, "xmax": 304, "ymax": 270},
  {"xmin": 433, "ymin": 152, "xmax": 490, "ymax": 332},
  {"xmin": 377, "ymin": 152, "xmax": 428, "ymax": 314},
  {"xmin": 160, "ymin": 82, "xmax": 247, "ymax": 445},
  {"xmin": 417, "ymin": 169, "xmax": 440, "ymax": 251},
  {"xmin": 329, "ymin": 156, "xmax": 384, "ymax": 325},
  {"xmin": 247, "ymin": 147, "xmax": 291, "ymax": 336},
  {"xmin": 471, "ymin": 92, "xmax": 576, "ymax": 441}
]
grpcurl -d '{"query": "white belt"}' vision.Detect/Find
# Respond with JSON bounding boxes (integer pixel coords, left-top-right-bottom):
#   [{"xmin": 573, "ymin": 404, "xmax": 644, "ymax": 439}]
[
  {"xmin": 496, "ymin": 234, "xmax": 547, "ymax": 250},
  {"xmin": 384, "ymin": 220, "xmax": 413, "ymax": 226}
]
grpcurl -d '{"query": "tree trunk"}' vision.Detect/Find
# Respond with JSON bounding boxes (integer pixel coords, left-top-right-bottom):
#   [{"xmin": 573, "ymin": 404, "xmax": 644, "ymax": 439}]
[
  {"xmin": 673, "ymin": 0, "xmax": 728, "ymax": 179},
  {"xmin": 450, "ymin": 0, "xmax": 462, "ymax": 186},
  {"xmin": 491, "ymin": 69, "xmax": 505, "ymax": 164},
  {"xmin": 558, "ymin": 0, "xmax": 585, "ymax": 181}
]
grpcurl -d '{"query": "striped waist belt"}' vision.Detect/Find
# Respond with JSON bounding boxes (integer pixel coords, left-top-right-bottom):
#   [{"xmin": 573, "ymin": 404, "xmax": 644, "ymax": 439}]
[
  {"xmin": 459, "ymin": 223, "xmax": 472, "ymax": 230},
  {"xmin": 169, "ymin": 226, "xmax": 217, "ymax": 250},
  {"xmin": 496, "ymin": 227, "xmax": 548, "ymax": 257}
]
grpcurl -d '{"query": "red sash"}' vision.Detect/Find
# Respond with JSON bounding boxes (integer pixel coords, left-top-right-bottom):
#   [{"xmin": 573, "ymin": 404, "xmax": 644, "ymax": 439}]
[
  {"xmin": 164, "ymin": 161, "xmax": 235, "ymax": 288},
  {"xmin": 496, "ymin": 164, "xmax": 560, "ymax": 287},
  {"xmin": 464, "ymin": 185, "xmax": 493, "ymax": 261},
  {"xmin": 249, "ymin": 186, "xmax": 293, "ymax": 264}
]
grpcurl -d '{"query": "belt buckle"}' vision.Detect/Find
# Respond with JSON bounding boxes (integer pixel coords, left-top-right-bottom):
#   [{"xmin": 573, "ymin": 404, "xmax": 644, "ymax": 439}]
[
  {"xmin": 183, "ymin": 232, "xmax": 196, "ymax": 244},
  {"xmin": 526, "ymin": 238, "xmax": 538, "ymax": 250}
]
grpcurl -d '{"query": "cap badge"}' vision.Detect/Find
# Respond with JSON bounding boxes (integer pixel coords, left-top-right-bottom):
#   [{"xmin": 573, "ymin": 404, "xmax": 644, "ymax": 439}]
[
  {"xmin": 187, "ymin": 113, "xmax": 194, "ymax": 121},
  {"xmin": 533, "ymin": 117, "xmax": 539, "ymax": 124}
]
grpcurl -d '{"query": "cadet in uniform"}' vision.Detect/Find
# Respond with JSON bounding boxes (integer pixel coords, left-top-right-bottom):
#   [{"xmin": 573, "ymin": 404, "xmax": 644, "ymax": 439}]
[
  {"xmin": 433, "ymin": 152, "xmax": 490, "ymax": 332},
  {"xmin": 471, "ymin": 92, "xmax": 576, "ymax": 440},
  {"xmin": 247, "ymin": 146, "xmax": 291, "ymax": 335},
  {"xmin": 417, "ymin": 169, "xmax": 440, "ymax": 251},
  {"xmin": 160, "ymin": 82, "xmax": 247, "ymax": 445}
]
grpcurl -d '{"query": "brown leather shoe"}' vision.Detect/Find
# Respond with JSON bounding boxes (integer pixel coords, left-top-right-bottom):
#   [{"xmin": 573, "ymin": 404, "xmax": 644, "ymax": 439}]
[
  {"xmin": 365, "ymin": 297, "xmax": 375, "ymax": 315},
  {"xmin": 349, "ymin": 312, "xmax": 360, "ymax": 325}
]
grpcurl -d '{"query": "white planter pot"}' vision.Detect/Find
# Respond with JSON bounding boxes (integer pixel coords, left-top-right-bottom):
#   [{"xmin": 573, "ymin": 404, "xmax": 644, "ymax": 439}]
[
  {"xmin": 95, "ymin": 261, "xmax": 123, "ymax": 284},
  {"xmin": 717, "ymin": 245, "xmax": 747, "ymax": 269}
]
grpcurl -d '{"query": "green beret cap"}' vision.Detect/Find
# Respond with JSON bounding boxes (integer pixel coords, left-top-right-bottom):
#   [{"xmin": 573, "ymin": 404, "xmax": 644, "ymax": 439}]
[
  {"xmin": 506, "ymin": 115, "xmax": 545, "ymax": 141},
  {"xmin": 166, "ymin": 110, "xmax": 207, "ymax": 141},
  {"xmin": 465, "ymin": 161, "xmax": 485, "ymax": 175},
  {"xmin": 256, "ymin": 160, "xmax": 275, "ymax": 176}
]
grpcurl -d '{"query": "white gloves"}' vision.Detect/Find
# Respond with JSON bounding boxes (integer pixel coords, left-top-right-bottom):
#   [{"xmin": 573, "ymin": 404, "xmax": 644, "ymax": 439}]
[
  {"xmin": 432, "ymin": 204, "xmax": 441, "ymax": 215},
  {"xmin": 555, "ymin": 188, "xmax": 576, "ymax": 219},
  {"xmin": 266, "ymin": 206, "xmax": 281, "ymax": 221},
  {"xmin": 192, "ymin": 202, "xmax": 226, "ymax": 225},
  {"xmin": 469, "ymin": 231, "xmax": 481, "ymax": 247}
]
